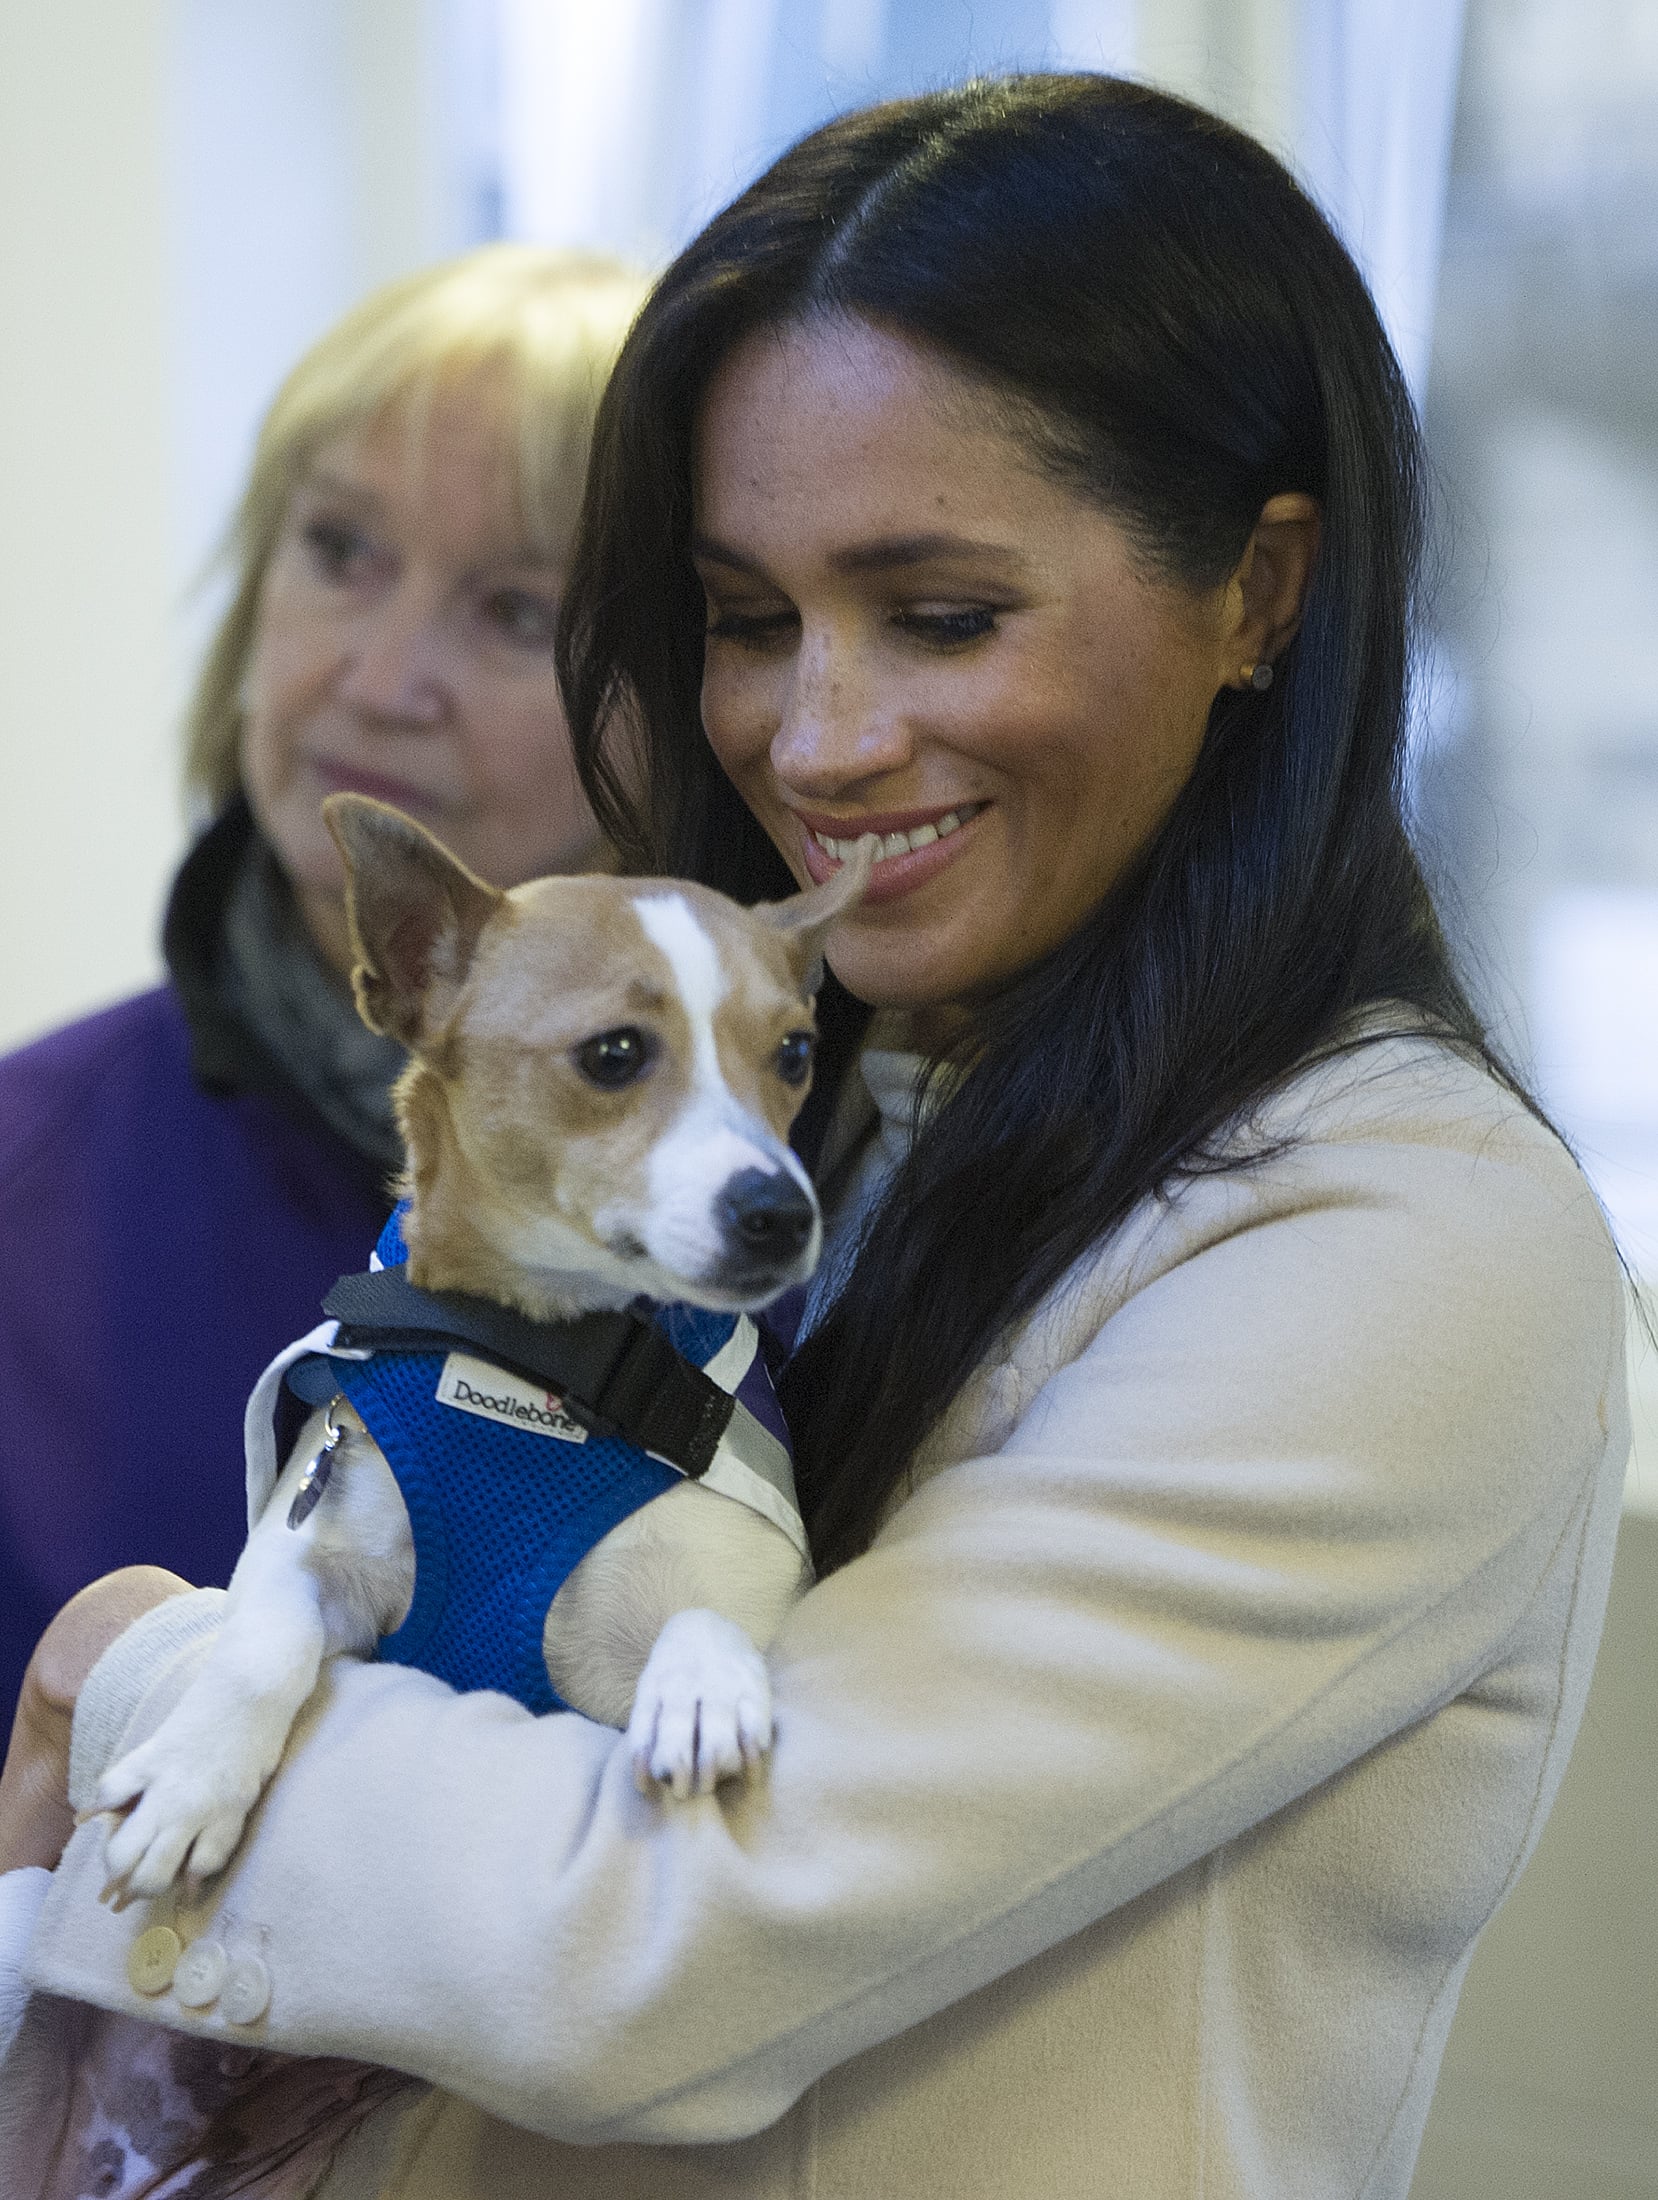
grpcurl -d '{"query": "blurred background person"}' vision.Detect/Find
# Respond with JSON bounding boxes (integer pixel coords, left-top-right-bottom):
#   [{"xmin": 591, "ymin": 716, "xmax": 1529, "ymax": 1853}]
[{"xmin": 0, "ymin": 245, "xmax": 648, "ymax": 1714}]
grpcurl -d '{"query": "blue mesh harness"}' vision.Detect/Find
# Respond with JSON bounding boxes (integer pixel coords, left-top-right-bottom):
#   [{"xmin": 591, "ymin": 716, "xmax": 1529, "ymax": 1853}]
[{"xmin": 281, "ymin": 1209, "xmax": 801, "ymax": 1715}]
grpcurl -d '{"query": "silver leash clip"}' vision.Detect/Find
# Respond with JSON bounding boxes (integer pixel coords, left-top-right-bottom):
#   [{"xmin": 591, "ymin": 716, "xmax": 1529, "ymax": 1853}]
[{"xmin": 287, "ymin": 1397, "xmax": 347, "ymax": 1530}]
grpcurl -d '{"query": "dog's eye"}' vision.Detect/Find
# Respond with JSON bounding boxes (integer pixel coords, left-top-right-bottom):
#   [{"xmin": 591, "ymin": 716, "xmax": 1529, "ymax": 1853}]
[
  {"xmin": 574, "ymin": 1027, "xmax": 656, "ymax": 1089},
  {"xmin": 775, "ymin": 1030, "xmax": 815, "ymax": 1087}
]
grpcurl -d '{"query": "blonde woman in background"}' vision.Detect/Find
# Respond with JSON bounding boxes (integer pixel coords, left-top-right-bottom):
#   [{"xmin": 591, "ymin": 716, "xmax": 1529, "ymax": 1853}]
[{"xmin": 0, "ymin": 247, "xmax": 647, "ymax": 1715}]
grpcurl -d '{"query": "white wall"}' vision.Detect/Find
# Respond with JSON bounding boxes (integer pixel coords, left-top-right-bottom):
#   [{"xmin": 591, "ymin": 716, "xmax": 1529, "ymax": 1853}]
[
  {"xmin": 0, "ymin": 0, "xmax": 180, "ymax": 1054},
  {"xmin": 0, "ymin": 0, "xmax": 488, "ymax": 1055},
  {"xmin": 1411, "ymin": 1513, "xmax": 1658, "ymax": 2199}
]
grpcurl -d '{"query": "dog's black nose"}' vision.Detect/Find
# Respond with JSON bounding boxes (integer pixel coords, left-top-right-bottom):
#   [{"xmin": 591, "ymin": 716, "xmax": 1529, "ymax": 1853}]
[{"xmin": 716, "ymin": 1169, "xmax": 816, "ymax": 1260}]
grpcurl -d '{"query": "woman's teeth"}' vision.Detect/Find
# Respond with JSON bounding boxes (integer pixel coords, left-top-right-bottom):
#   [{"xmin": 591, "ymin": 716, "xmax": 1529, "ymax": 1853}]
[{"xmin": 811, "ymin": 804, "xmax": 984, "ymax": 864}]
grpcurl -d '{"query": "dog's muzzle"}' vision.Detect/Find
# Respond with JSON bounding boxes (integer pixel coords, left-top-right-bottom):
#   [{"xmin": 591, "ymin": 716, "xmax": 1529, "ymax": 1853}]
[{"xmin": 709, "ymin": 1167, "xmax": 819, "ymax": 1292}]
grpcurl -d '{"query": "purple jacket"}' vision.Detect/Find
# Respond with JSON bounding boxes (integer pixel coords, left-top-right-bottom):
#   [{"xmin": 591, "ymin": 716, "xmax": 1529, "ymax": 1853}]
[{"xmin": 0, "ymin": 809, "xmax": 393, "ymax": 1715}]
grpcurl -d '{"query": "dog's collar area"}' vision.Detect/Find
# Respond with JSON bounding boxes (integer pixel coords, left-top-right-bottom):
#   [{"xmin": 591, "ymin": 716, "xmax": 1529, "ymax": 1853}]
[{"xmin": 320, "ymin": 1265, "xmax": 736, "ymax": 1478}]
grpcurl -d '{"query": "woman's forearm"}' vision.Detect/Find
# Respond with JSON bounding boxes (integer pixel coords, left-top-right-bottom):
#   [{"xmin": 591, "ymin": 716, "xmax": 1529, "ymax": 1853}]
[{"xmin": 0, "ymin": 1568, "xmax": 194, "ymax": 1874}]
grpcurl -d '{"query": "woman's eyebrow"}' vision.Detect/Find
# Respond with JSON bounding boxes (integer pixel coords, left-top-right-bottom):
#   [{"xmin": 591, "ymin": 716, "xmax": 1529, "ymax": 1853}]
[
  {"xmin": 295, "ymin": 470, "xmax": 559, "ymax": 573},
  {"xmin": 692, "ymin": 531, "xmax": 1028, "ymax": 576},
  {"xmin": 691, "ymin": 536, "xmax": 765, "ymax": 574},
  {"xmin": 296, "ymin": 468, "xmax": 382, "ymax": 511}
]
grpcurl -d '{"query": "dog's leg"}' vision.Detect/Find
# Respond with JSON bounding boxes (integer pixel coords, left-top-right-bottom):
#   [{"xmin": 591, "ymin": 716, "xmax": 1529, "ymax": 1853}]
[
  {"xmin": 624, "ymin": 1607, "xmax": 777, "ymax": 1801},
  {"xmin": 98, "ymin": 1408, "xmax": 412, "ymax": 1902},
  {"xmin": 545, "ymin": 1483, "xmax": 809, "ymax": 1798}
]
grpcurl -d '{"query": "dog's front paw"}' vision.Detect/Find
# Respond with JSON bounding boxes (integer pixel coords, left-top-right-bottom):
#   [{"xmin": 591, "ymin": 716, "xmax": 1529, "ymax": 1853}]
[
  {"xmin": 626, "ymin": 1609, "xmax": 774, "ymax": 1800},
  {"xmin": 96, "ymin": 1718, "xmax": 277, "ymax": 1903}
]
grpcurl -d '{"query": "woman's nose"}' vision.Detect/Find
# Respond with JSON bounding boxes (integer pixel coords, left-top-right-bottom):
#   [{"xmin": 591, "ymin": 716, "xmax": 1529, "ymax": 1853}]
[
  {"xmin": 768, "ymin": 632, "xmax": 909, "ymax": 793},
  {"xmin": 335, "ymin": 589, "xmax": 451, "ymax": 725}
]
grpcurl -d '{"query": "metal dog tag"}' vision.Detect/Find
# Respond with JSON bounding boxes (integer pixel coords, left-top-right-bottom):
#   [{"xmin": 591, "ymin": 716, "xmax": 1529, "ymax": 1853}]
[{"xmin": 288, "ymin": 1399, "xmax": 346, "ymax": 1529}]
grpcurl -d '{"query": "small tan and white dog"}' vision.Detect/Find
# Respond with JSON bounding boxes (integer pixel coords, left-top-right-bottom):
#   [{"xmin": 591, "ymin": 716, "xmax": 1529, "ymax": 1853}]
[{"xmin": 95, "ymin": 794, "xmax": 870, "ymax": 1904}]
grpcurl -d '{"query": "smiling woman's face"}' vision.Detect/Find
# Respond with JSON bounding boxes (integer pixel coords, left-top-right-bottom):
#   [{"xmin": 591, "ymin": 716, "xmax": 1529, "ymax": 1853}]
[
  {"xmin": 693, "ymin": 317, "xmax": 1247, "ymax": 1020},
  {"xmin": 240, "ymin": 386, "xmax": 602, "ymax": 970}
]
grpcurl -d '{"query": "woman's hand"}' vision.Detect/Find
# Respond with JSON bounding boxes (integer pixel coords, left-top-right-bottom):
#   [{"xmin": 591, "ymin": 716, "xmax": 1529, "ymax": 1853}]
[{"xmin": 0, "ymin": 1567, "xmax": 193, "ymax": 1874}]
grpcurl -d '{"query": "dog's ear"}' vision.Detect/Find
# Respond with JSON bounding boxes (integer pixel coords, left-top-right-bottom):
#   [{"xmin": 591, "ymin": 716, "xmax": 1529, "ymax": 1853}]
[
  {"xmin": 324, "ymin": 794, "xmax": 504, "ymax": 1048},
  {"xmin": 750, "ymin": 836, "xmax": 875, "ymax": 994}
]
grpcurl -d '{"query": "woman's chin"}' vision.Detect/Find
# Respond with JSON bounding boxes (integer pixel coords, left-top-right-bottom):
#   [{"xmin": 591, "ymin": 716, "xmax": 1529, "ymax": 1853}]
[{"xmin": 826, "ymin": 932, "xmax": 968, "ymax": 1026}]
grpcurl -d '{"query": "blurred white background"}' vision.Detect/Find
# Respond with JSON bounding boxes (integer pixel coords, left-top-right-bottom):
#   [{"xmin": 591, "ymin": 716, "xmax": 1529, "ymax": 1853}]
[{"xmin": 0, "ymin": 6, "xmax": 1652, "ymax": 2191}]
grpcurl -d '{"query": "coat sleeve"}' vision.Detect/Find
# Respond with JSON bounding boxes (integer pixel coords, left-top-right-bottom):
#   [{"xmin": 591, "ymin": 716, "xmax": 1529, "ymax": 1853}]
[{"xmin": 27, "ymin": 1082, "xmax": 1627, "ymax": 2146}]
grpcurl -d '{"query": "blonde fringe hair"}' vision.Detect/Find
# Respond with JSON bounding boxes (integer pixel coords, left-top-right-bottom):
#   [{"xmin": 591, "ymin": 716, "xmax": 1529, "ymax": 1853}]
[{"xmin": 184, "ymin": 243, "xmax": 650, "ymax": 812}]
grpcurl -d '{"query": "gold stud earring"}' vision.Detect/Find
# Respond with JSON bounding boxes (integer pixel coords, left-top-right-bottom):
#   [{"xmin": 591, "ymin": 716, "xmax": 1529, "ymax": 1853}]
[{"xmin": 1242, "ymin": 661, "xmax": 1274, "ymax": 692}]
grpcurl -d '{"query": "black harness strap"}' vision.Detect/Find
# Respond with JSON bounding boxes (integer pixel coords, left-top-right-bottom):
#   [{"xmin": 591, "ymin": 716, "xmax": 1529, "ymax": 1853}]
[{"xmin": 321, "ymin": 1267, "xmax": 734, "ymax": 1478}]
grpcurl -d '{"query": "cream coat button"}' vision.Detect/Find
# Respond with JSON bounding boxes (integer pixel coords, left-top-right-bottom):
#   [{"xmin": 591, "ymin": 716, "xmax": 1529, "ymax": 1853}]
[
  {"xmin": 221, "ymin": 1954, "xmax": 272, "ymax": 2026},
  {"xmin": 127, "ymin": 1925, "xmax": 182, "ymax": 1996},
  {"xmin": 173, "ymin": 1938, "xmax": 228, "ymax": 2008}
]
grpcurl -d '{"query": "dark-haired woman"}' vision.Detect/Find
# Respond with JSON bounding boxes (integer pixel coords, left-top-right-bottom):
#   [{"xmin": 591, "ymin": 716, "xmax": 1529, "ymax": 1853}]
[{"xmin": 2, "ymin": 77, "xmax": 1626, "ymax": 2200}]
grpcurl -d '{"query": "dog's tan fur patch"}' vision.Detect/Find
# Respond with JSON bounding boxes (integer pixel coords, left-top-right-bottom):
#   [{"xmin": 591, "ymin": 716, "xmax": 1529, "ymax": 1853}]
[
  {"xmin": 383, "ymin": 880, "xmax": 810, "ymax": 1316},
  {"xmin": 323, "ymin": 793, "xmax": 870, "ymax": 1319}
]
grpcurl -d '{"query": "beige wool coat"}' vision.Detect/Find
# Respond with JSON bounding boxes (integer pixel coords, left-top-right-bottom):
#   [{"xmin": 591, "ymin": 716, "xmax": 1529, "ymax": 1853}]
[{"xmin": 10, "ymin": 1031, "xmax": 1631, "ymax": 2198}]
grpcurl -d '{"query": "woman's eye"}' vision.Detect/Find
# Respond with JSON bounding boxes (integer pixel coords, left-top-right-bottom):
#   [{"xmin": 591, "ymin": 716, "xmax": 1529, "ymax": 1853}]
[
  {"xmin": 704, "ymin": 607, "xmax": 799, "ymax": 651},
  {"xmin": 775, "ymin": 1030, "xmax": 815, "ymax": 1087},
  {"xmin": 301, "ymin": 517, "xmax": 379, "ymax": 582},
  {"xmin": 892, "ymin": 606, "xmax": 999, "ymax": 648},
  {"xmin": 574, "ymin": 1026, "xmax": 657, "ymax": 1089},
  {"xmin": 483, "ymin": 588, "xmax": 559, "ymax": 650}
]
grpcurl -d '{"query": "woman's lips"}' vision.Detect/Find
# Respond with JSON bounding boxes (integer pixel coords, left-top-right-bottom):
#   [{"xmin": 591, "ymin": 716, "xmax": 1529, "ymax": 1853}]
[
  {"xmin": 795, "ymin": 801, "xmax": 987, "ymax": 904},
  {"xmin": 307, "ymin": 758, "xmax": 446, "ymax": 815}
]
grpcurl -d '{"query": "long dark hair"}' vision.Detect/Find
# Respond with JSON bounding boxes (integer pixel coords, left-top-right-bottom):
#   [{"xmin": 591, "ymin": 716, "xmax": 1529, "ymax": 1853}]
[{"xmin": 558, "ymin": 74, "xmax": 1522, "ymax": 1572}]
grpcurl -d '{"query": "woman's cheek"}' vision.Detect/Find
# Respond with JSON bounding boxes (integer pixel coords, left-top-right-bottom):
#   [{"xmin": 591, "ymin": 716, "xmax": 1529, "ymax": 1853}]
[
  {"xmin": 701, "ymin": 666, "xmax": 773, "ymax": 788},
  {"xmin": 474, "ymin": 682, "xmax": 575, "ymax": 794}
]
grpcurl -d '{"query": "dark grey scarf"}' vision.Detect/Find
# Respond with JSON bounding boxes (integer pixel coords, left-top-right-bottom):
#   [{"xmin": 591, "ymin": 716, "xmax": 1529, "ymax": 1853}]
[{"xmin": 221, "ymin": 835, "xmax": 407, "ymax": 1171}]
